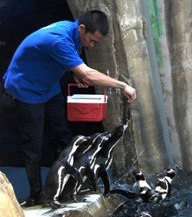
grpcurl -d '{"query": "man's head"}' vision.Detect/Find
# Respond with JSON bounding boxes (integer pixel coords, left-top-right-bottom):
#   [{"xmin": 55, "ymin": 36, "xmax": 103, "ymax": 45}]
[{"xmin": 78, "ymin": 10, "xmax": 109, "ymax": 50}]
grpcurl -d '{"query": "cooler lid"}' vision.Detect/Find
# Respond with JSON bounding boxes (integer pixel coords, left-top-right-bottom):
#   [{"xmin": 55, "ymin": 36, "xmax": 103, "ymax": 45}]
[{"xmin": 67, "ymin": 94, "xmax": 107, "ymax": 103}]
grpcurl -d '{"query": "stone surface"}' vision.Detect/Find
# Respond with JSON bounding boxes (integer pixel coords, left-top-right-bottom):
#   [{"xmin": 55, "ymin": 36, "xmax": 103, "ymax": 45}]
[
  {"xmin": 157, "ymin": 0, "xmax": 182, "ymax": 166},
  {"xmin": 23, "ymin": 193, "xmax": 120, "ymax": 217},
  {"xmin": 0, "ymin": 171, "xmax": 24, "ymax": 217},
  {"xmin": 164, "ymin": 0, "xmax": 192, "ymax": 171},
  {"xmin": 66, "ymin": 0, "xmax": 170, "ymax": 175}
]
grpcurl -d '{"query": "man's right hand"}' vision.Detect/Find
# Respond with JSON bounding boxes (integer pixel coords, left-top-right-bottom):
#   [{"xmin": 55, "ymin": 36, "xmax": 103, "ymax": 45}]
[{"xmin": 123, "ymin": 85, "xmax": 136, "ymax": 103}]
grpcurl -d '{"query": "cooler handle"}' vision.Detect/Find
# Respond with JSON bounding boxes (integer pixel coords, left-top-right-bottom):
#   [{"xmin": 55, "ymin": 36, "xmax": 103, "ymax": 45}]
[{"xmin": 67, "ymin": 83, "xmax": 107, "ymax": 102}]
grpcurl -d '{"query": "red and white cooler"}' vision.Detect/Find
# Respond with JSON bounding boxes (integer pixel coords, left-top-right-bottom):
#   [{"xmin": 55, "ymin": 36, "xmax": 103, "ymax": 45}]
[{"xmin": 67, "ymin": 84, "xmax": 108, "ymax": 122}]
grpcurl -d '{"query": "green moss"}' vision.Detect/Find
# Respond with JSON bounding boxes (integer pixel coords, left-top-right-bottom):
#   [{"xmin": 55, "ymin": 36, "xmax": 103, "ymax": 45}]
[{"xmin": 148, "ymin": 0, "xmax": 163, "ymax": 66}]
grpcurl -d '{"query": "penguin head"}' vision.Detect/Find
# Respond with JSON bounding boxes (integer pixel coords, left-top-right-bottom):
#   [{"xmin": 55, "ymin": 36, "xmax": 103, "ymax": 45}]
[
  {"xmin": 156, "ymin": 177, "xmax": 167, "ymax": 189},
  {"xmin": 166, "ymin": 168, "xmax": 176, "ymax": 179},
  {"xmin": 70, "ymin": 135, "xmax": 87, "ymax": 145},
  {"xmin": 133, "ymin": 171, "xmax": 145, "ymax": 181},
  {"xmin": 89, "ymin": 131, "xmax": 109, "ymax": 143},
  {"xmin": 70, "ymin": 135, "xmax": 89, "ymax": 152},
  {"xmin": 110, "ymin": 124, "xmax": 128, "ymax": 140},
  {"xmin": 91, "ymin": 131, "xmax": 111, "ymax": 147},
  {"xmin": 76, "ymin": 135, "xmax": 88, "ymax": 145}
]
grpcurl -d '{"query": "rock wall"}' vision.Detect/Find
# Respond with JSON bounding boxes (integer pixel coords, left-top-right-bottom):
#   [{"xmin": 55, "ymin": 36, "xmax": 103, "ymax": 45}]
[
  {"xmin": 156, "ymin": 0, "xmax": 182, "ymax": 166},
  {"xmin": 164, "ymin": 0, "xmax": 192, "ymax": 171},
  {"xmin": 66, "ymin": 0, "xmax": 192, "ymax": 174},
  {"xmin": 67, "ymin": 0, "xmax": 137, "ymax": 177},
  {"xmin": 67, "ymin": 0, "xmax": 171, "ymax": 175}
]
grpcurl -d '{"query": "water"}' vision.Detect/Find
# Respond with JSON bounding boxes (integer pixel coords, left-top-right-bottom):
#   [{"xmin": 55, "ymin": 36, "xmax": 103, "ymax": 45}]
[
  {"xmin": 109, "ymin": 170, "xmax": 192, "ymax": 217},
  {"xmin": 0, "ymin": 166, "xmax": 49, "ymax": 203}
]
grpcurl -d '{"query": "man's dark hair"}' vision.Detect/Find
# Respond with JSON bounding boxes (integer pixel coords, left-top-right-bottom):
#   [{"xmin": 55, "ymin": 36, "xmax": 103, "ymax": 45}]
[{"xmin": 78, "ymin": 10, "xmax": 109, "ymax": 36}]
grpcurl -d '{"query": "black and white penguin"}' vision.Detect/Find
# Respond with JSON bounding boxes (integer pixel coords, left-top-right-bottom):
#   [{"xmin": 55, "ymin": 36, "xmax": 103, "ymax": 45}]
[
  {"xmin": 75, "ymin": 132, "xmax": 104, "ymax": 156},
  {"xmin": 39, "ymin": 135, "xmax": 89, "ymax": 208},
  {"xmin": 150, "ymin": 177, "xmax": 168, "ymax": 203},
  {"xmin": 75, "ymin": 132, "xmax": 111, "ymax": 191},
  {"xmin": 164, "ymin": 168, "xmax": 176, "ymax": 196},
  {"xmin": 132, "ymin": 170, "xmax": 156, "ymax": 203},
  {"xmin": 59, "ymin": 131, "xmax": 111, "ymax": 202},
  {"xmin": 152, "ymin": 168, "xmax": 176, "ymax": 202},
  {"xmin": 94, "ymin": 123, "xmax": 128, "ymax": 196},
  {"xmin": 109, "ymin": 170, "xmax": 157, "ymax": 203}
]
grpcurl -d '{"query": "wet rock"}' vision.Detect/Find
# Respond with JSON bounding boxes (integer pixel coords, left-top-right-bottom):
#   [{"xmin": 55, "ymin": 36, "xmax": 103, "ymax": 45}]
[
  {"xmin": 0, "ymin": 171, "xmax": 25, "ymax": 217},
  {"xmin": 23, "ymin": 193, "xmax": 120, "ymax": 217}
]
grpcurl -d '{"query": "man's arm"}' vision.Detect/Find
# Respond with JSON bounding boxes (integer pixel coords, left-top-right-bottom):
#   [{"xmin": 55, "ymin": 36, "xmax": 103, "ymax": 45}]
[{"xmin": 71, "ymin": 63, "xmax": 136, "ymax": 103}]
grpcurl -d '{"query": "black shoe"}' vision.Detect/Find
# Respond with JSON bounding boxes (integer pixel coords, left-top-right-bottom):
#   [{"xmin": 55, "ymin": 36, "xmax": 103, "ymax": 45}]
[{"xmin": 25, "ymin": 193, "xmax": 41, "ymax": 207}]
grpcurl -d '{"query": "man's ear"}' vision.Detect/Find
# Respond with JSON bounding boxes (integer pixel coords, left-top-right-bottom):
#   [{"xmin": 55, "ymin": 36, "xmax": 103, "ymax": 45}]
[{"xmin": 78, "ymin": 24, "xmax": 86, "ymax": 33}]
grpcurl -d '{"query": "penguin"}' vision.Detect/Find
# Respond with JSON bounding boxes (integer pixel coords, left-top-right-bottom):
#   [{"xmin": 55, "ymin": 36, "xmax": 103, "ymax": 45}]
[
  {"xmin": 109, "ymin": 171, "xmax": 156, "ymax": 203},
  {"xmin": 149, "ymin": 177, "xmax": 168, "ymax": 203},
  {"xmin": 76, "ymin": 132, "xmax": 105, "ymax": 156},
  {"xmin": 133, "ymin": 170, "xmax": 171, "ymax": 204},
  {"xmin": 110, "ymin": 168, "xmax": 176, "ymax": 205},
  {"xmin": 75, "ymin": 132, "xmax": 111, "ymax": 193},
  {"xmin": 151, "ymin": 168, "xmax": 176, "ymax": 203},
  {"xmin": 164, "ymin": 167, "xmax": 176, "ymax": 198},
  {"xmin": 132, "ymin": 170, "xmax": 156, "ymax": 203},
  {"xmin": 39, "ymin": 135, "xmax": 89, "ymax": 208},
  {"xmin": 59, "ymin": 131, "xmax": 111, "ymax": 202},
  {"xmin": 94, "ymin": 123, "xmax": 128, "ymax": 196},
  {"xmin": 134, "ymin": 168, "xmax": 176, "ymax": 204}
]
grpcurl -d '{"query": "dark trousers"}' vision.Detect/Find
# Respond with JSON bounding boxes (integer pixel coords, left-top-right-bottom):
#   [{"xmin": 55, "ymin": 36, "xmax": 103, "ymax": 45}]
[{"xmin": 14, "ymin": 93, "xmax": 72, "ymax": 164}]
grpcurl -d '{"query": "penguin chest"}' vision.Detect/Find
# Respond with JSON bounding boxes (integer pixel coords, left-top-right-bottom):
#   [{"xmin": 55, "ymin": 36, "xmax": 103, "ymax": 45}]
[
  {"xmin": 155, "ymin": 178, "xmax": 169, "ymax": 200},
  {"xmin": 54, "ymin": 166, "xmax": 70, "ymax": 199},
  {"xmin": 138, "ymin": 180, "xmax": 152, "ymax": 190}
]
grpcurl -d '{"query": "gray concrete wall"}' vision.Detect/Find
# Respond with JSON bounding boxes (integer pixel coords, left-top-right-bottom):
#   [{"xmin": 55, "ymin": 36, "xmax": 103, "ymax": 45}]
[{"xmin": 67, "ymin": 0, "xmax": 192, "ymax": 174}]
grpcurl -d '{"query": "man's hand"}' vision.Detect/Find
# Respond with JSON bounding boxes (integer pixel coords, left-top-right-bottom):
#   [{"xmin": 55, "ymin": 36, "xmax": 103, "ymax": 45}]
[{"xmin": 122, "ymin": 85, "xmax": 136, "ymax": 103}]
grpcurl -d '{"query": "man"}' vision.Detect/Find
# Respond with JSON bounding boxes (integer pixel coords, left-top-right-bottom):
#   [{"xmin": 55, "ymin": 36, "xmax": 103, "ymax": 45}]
[{"xmin": 3, "ymin": 10, "xmax": 136, "ymax": 206}]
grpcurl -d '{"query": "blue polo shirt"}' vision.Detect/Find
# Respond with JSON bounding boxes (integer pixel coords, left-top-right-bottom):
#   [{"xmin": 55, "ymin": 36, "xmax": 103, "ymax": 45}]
[{"xmin": 3, "ymin": 19, "xmax": 83, "ymax": 103}]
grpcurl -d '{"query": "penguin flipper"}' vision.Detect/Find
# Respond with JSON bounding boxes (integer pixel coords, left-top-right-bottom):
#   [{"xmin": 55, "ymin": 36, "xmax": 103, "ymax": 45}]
[
  {"xmin": 98, "ymin": 168, "xmax": 110, "ymax": 196},
  {"xmin": 65, "ymin": 162, "xmax": 83, "ymax": 184},
  {"xmin": 148, "ymin": 191, "xmax": 163, "ymax": 203},
  {"xmin": 110, "ymin": 188, "xmax": 139, "ymax": 199},
  {"xmin": 84, "ymin": 166, "xmax": 97, "ymax": 191}
]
